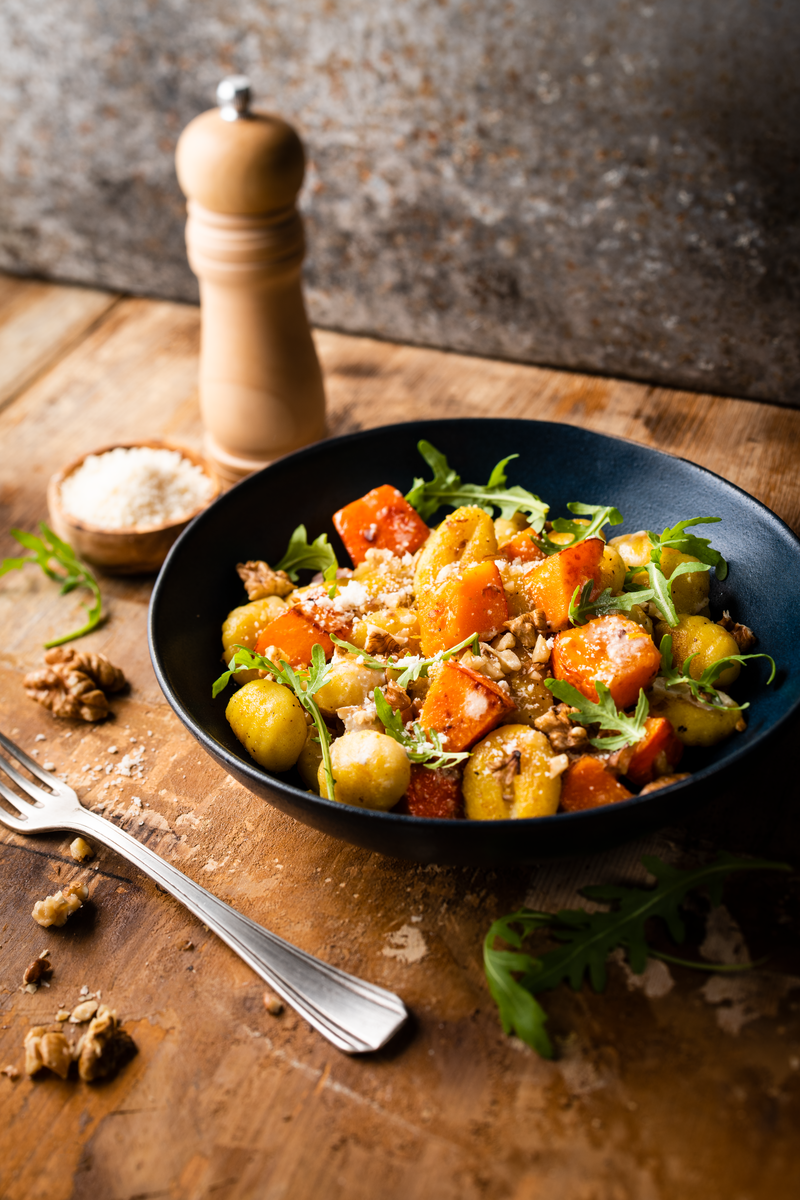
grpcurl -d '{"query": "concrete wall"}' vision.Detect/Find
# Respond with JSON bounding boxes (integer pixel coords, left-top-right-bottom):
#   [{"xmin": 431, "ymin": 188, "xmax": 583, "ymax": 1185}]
[{"xmin": 1, "ymin": 1, "xmax": 798, "ymax": 402}]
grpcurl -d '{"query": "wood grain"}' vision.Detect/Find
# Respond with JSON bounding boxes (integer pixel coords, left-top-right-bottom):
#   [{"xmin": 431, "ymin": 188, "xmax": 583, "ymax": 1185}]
[
  {"xmin": 0, "ymin": 275, "xmax": 118, "ymax": 414},
  {"xmin": 0, "ymin": 276, "xmax": 798, "ymax": 1200}
]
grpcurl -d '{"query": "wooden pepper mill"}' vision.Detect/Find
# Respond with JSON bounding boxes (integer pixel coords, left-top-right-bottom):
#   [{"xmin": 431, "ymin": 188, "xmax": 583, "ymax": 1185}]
[{"xmin": 176, "ymin": 76, "xmax": 326, "ymax": 483}]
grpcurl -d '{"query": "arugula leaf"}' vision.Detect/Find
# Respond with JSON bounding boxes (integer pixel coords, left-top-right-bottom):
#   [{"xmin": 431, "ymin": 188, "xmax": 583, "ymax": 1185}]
[
  {"xmin": 275, "ymin": 524, "xmax": 337, "ymax": 583},
  {"xmin": 648, "ymin": 517, "xmax": 727, "ymax": 580},
  {"xmin": 658, "ymin": 635, "xmax": 776, "ymax": 710},
  {"xmin": 569, "ymin": 581, "xmax": 655, "ymax": 626},
  {"xmin": 373, "ymin": 688, "xmax": 469, "ymax": 769},
  {"xmin": 0, "ymin": 523, "xmax": 103, "ymax": 647},
  {"xmin": 483, "ymin": 912, "xmax": 554, "ymax": 1057},
  {"xmin": 484, "ymin": 852, "xmax": 790, "ymax": 1056},
  {"xmin": 212, "ymin": 643, "xmax": 337, "ymax": 798},
  {"xmin": 624, "ymin": 560, "xmax": 711, "ymax": 628},
  {"xmin": 330, "ymin": 630, "xmax": 480, "ymax": 689},
  {"xmin": 405, "ymin": 440, "xmax": 549, "ymax": 527},
  {"xmin": 323, "ymin": 562, "xmax": 339, "ymax": 599},
  {"xmin": 544, "ymin": 679, "xmax": 649, "ymax": 750},
  {"xmin": 533, "ymin": 503, "xmax": 624, "ymax": 556}
]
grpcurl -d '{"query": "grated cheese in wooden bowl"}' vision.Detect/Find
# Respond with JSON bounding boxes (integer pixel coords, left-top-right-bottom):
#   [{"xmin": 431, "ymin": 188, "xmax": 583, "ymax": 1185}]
[{"xmin": 59, "ymin": 446, "xmax": 215, "ymax": 531}]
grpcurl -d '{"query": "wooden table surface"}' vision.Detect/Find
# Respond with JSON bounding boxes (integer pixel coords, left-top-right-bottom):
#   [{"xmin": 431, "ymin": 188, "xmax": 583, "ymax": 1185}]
[{"xmin": 1, "ymin": 273, "xmax": 799, "ymax": 1200}]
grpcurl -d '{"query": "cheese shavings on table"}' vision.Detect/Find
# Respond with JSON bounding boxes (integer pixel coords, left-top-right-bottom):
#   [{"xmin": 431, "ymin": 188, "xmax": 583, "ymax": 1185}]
[{"xmin": 59, "ymin": 447, "xmax": 214, "ymax": 530}]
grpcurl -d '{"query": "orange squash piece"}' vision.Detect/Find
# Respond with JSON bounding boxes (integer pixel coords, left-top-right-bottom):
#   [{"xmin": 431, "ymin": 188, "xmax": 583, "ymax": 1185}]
[
  {"xmin": 522, "ymin": 538, "xmax": 604, "ymax": 631},
  {"xmin": 624, "ymin": 717, "xmax": 683, "ymax": 788},
  {"xmin": 503, "ymin": 529, "xmax": 546, "ymax": 565},
  {"xmin": 395, "ymin": 765, "xmax": 464, "ymax": 818},
  {"xmin": 560, "ymin": 755, "xmax": 633, "ymax": 812},
  {"xmin": 419, "ymin": 661, "xmax": 515, "ymax": 752},
  {"xmin": 552, "ymin": 614, "xmax": 661, "ymax": 710},
  {"xmin": 418, "ymin": 559, "xmax": 509, "ymax": 656},
  {"xmin": 333, "ymin": 484, "xmax": 430, "ymax": 566},
  {"xmin": 254, "ymin": 609, "xmax": 334, "ymax": 667}
]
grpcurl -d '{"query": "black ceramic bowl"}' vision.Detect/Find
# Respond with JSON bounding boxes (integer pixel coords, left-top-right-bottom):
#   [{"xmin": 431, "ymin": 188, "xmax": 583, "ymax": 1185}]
[{"xmin": 149, "ymin": 419, "xmax": 800, "ymax": 865}]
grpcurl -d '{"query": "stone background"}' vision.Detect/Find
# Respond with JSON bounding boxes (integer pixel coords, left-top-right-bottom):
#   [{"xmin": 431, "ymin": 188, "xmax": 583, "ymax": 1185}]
[{"xmin": 0, "ymin": 0, "xmax": 798, "ymax": 403}]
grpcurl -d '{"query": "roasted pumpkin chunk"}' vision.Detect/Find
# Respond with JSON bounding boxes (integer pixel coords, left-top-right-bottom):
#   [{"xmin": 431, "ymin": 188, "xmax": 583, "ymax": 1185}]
[
  {"xmin": 418, "ymin": 559, "xmax": 508, "ymax": 656},
  {"xmin": 254, "ymin": 609, "xmax": 334, "ymax": 666},
  {"xmin": 419, "ymin": 661, "xmax": 515, "ymax": 752},
  {"xmin": 551, "ymin": 614, "xmax": 661, "ymax": 709},
  {"xmin": 522, "ymin": 538, "xmax": 604, "ymax": 631},
  {"xmin": 560, "ymin": 755, "xmax": 633, "ymax": 812},
  {"xmin": 333, "ymin": 484, "xmax": 430, "ymax": 566}
]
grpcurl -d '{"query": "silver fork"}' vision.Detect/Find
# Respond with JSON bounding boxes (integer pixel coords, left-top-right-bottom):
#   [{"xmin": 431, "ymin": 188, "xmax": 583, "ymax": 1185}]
[{"xmin": 0, "ymin": 729, "xmax": 407, "ymax": 1054}]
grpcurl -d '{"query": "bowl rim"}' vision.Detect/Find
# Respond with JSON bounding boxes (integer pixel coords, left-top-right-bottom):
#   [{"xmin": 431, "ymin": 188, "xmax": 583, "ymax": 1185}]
[
  {"xmin": 49, "ymin": 439, "xmax": 221, "ymax": 536},
  {"xmin": 149, "ymin": 415, "xmax": 800, "ymax": 831}
]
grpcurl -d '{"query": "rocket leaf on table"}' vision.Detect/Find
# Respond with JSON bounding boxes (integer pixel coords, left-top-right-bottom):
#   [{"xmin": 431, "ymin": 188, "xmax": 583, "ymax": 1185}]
[
  {"xmin": 484, "ymin": 852, "xmax": 790, "ymax": 1059},
  {"xmin": 0, "ymin": 523, "xmax": 103, "ymax": 647}
]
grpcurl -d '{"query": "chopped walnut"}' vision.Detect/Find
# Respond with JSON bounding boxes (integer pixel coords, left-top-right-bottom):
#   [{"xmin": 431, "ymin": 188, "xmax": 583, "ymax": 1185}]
[
  {"xmin": 530, "ymin": 635, "xmax": 551, "ymax": 665},
  {"xmin": 24, "ymin": 648, "xmax": 126, "ymax": 723},
  {"xmin": 383, "ymin": 680, "xmax": 411, "ymax": 711},
  {"xmin": 337, "ymin": 704, "xmax": 382, "ymax": 733},
  {"xmin": 22, "ymin": 951, "xmax": 52, "ymax": 990},
  {"xmin": 363, "ymin": 624, "xmax": 405, "ymax": 656},
  {"xmin": 491, "ymin": 632, "xmax": 517, "ymax": 652},
  {"xmin": 717, "ymin": 611, "xmax": 757, "ymax": 653},
  {"xmin": 236, "ymin": 560, "xmax": 294, "ymax": 600},
  {"xmin": 638, "ymin": 773, "xmax": 691, "ymax": 795},
  {"xmin": 24, "ymin": 1027, "xmax": 72, "ymax": 1079},
  {"xmin": 69, "ymin": 837, "xmax": 94, "ymax": 862},
  {"xmin": 735, "ymin": 713, "xmax": 747, "ymax": 733},
  {"xmin": 32, "ymin": 882, "xmax": 89, "ymax": 928},
  {"xmin": 76, "ymin": 1005, "xmax": 137, "ymax": 1082},
  {"xmin": 69, "ymin": 1000, "xmax": 99, "ymax": 1024},
  {"xmin": 263, "ymin": 992, "xmax": 284, "ymax": 1015},
  {"xmin": 533, "ymin": 704, "xmax": 589, "ymax": 753},
  {"xmin": 2, "ymin": 1065, "xmax": 20, "ymax": 1080},
  {"xmin": 504, "ymin": 611, "xmax": 548, "ymax": 648},
  {"xmin": 548, "ymin": 753, "xmax": 570, "ymax": 779},
  {"xmin": 478, "ymin": 642, "xmax": 521, "ymax": 679}
]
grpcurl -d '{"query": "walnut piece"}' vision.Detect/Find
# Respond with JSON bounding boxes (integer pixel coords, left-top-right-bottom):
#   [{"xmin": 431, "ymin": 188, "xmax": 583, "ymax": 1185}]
[
  {"xmin": 32, "ymin": 882, "xmax": 89, "ymax": 928},
  {"xmin": 69, "ymin": 837, "xmax": 94, "ymax": 862},
  {"xmin": 263, "ymin": 992, "xmax": 284, "ymax": 1016},
  {"xmin": 44, "ymin": 647, "xmax": 126, "ymax": 693},
  {"xmin": 69, "ymin": 1000, "xmax": 99, "ymax": 1024},
  {"xmin": 504, "ymin": 611, "xmax": 549, "ymax": 648},
  {"xmin": 22, "ymin": 951, "xmax": 52, "ymax": 990},
  {"xmin": 363, "ymin": 624, "xmax": 405, "ymax": 656},
  {"xmin": 76, "ymin": 1005, "xmax": 137, "ymax": 1082},
  {"xmin": 236, "ymin": 560, "xmax": 294, "ymax": 600},
  {"xmin": 24, "ymin": 648, "xmax": 126, "ymax": 723},
  {"xmin": 2, "ymin": 1065, "xmax": 20, "ymax": 1080},
  {"xmin": 717, "ymin": 611, "xmax": 757, "ymax": 653},
  {"xmin": 24, "ymin": 1027, "xmax": 72, "ymax": 1079},
  {"xmin": 383, "ymin": 679, "xmax": 411, "ymax": 711},
  {"xmin": 533, "ymin": 704, "xmax": 589, "ymax": 752}
]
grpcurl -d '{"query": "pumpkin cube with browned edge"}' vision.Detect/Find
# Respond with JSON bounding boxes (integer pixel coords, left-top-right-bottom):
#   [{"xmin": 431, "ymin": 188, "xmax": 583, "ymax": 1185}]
[
  {"xmin": 624, "ymin": 716, "xmax": 684, "ymax": 787},
  {"xmin": 418, "ymin": 559, "xmax": 509, "ymax": 656},
  {"xmin": 396, "ymin": 765, "xmax": 464, "ymax": 818},
  {"xmin": 522, "ymin": 537, "xmax": 605, "ymax": 631},
  {"xmin": 560, "ymin": 755, "xmax": 633, "ymax": 812},
  {"xmin": 254, "ymin": 608, "xmax": 334, "ymax": 667},
  {"xmin": 419, "ymin": 661, "xmax": 514, "ymax": 752},
  {"xmin": 551, "ymin": 613, "xmax": 661, "ymax": 710},
  {"xmin": 333, "ymin": 484, "xmax": 430, "ymax": 566}
]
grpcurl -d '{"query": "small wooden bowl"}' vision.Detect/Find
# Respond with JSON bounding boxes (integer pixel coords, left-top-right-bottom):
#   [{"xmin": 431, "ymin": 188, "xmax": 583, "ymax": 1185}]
[{"xmin": 47, "ymin": 441, "xmax": 221, "ymax": 575}]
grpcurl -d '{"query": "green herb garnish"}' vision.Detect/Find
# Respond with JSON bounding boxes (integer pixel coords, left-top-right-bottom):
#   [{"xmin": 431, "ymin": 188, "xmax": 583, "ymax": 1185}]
[
  {"xmin": 545, "ymin": 678, "xmax": 649, "ymax": 750},
  {"xmin": 624, "ymin": 560, "xmax": 712, "ymax": 628},
  {"xmin": 647, "ymin": 517, "xmax": 727, "ymax": 580},
  {"xmin": 275, "ymin": 524, "xmax": 337, "ymax": 583},
  {"xmin": 330, "ymin": 630, "xmax": 480, "ymax": 689},
  {"xmin": 405, "ymin": 440, "xmax": 549, "ymax": 527},
  {"xmin": 658, "ymin": 635, "xmax": 776, "ymax": 711},
  {"xmin": 212, "ymin": 643, "xmax": 336, "ymax": 799},
  {"xmin": 323, "ymin": 561, "xmax": 339, "ymax": 599},
  {"xmin": 373, "ymin": 688, "xmax": 469, "ymax": 770},
  {"xmin": 568, "ymin": 581, "xmax": 655, "ymax": 626},
  {"xmin": 0, "ymin": 523, "xmax": 103, "ymax": 647},
  {"xmin": 484, "ymin": 852, "xmax": 790, "ymax": 1058},
  {"xmin": 532, "ymin": 502, "xmax": 623, "ymax": 556}
]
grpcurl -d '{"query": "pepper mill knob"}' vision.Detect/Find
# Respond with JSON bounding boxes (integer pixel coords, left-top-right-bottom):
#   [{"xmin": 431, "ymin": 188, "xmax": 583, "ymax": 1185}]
[{"xmin": 176, "ymin": 78, "xmax": 326, "ymax": 483}]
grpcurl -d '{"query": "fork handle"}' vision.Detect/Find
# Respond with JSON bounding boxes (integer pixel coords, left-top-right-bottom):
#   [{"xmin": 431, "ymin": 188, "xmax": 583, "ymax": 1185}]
[{"xmin": 70, "ymin": 811, "xmax": 407, "ymax": 1053}]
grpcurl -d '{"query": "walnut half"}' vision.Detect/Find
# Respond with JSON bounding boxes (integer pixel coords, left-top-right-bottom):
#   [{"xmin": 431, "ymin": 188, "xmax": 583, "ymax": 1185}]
[
  {"xmin": 236, "ymin": 560, "xmax": 294, "ymax": 600},
  {"xmin": 23, "ymin": 648, "xmax": 126, "ymax": 723},
  {"xmin": 76, "ymin": 1006, "xmax": 137, "ymax": 1082}
]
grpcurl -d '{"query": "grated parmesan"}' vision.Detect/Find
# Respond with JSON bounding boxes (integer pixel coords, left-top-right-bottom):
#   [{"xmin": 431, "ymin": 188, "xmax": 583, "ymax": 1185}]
[{"xmin": 60, "ymin": 447, "xmax": 214, "ymax": 530}]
